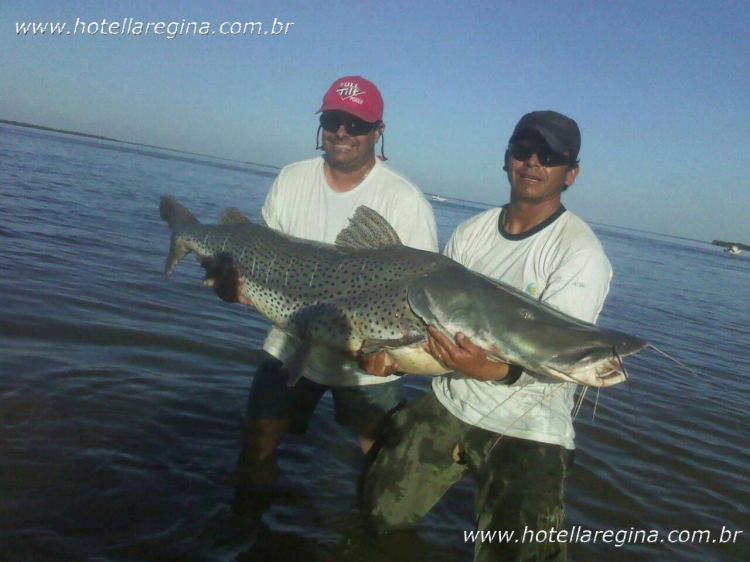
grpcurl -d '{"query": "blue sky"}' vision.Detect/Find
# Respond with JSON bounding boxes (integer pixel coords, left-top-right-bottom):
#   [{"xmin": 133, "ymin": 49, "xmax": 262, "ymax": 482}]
[{"xmin": 2, "ymin": 0, "xmax": 748, "ymax": 242}]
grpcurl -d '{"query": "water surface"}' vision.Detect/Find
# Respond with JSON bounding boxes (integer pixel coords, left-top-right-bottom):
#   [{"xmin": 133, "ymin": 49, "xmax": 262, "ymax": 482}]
[{"xmin": 1, "ymin": 125, "xmax": 748, "ymax": 561}]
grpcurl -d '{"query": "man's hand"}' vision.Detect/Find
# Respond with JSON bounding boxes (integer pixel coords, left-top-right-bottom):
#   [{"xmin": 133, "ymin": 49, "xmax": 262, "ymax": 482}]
[
  {"xmin": 212, "ymin": 264, "xmax": 253, "ymax": 306},
  {"xmin": 424, "ymin": 326, "xmax": 510, "ymax": 382},
  {"xmin": 357, "ymin": 350, "xmax": 401, "ymax": 377}
]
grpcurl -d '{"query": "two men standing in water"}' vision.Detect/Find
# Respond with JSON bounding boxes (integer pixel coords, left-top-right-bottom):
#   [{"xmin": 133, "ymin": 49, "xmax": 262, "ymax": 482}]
[{"xmin": 216, "ymin": 76, "xmax": 611, "ymax": 561}]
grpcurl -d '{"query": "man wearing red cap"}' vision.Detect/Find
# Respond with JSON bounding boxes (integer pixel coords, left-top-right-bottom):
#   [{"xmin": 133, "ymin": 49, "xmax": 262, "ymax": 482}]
[
  {"xmin": 361, "ymin": 111, "xmax": 612, "ymax": 561},
  {"xmin": 219, "ymin": 76, "xmax": 438, "ymax": 515}
]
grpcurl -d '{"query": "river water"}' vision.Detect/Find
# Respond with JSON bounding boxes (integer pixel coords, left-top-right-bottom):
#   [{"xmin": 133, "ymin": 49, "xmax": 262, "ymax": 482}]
[{"xmin": 1, "ymin": 125, "xmax": 747, "ymax": 561}]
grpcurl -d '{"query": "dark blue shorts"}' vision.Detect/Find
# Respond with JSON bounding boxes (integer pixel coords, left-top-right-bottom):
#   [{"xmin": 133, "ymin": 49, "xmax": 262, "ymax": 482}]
[{"xmin": 246, "ymin": 355, "xmax": 404, "ymax": 434}]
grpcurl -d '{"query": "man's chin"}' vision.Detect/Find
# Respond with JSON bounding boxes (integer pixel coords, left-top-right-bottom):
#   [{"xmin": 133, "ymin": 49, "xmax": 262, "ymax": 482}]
[
  {"xmin": 325, "ymin": 153, "xmax": 363, "ymax": 170},
  {"xmin": 512, "ymin": 185, "xmax": 563, "ymax": 205}
]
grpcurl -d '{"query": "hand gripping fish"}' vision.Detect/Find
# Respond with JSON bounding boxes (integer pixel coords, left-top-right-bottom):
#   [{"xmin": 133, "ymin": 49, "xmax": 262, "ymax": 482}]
[{"xmin": 160, "ymin": 196, "xmax": 648, "ymax": 387}]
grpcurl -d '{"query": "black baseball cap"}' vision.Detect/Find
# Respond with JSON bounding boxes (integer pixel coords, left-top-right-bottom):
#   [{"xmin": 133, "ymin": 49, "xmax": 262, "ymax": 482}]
[{"xmin": 510, "ymin": 111, "xmax": 581, "ymax": 160}]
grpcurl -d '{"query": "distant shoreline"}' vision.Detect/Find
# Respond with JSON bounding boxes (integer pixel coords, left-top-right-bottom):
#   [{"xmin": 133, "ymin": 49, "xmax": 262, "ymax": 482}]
[
  {"xmin": 0, "ymin": 119, "xmax": 281, "ymax": 171},
  {"xmin": 587, "ymin": 220, "xmax": 708, "ymax": 246},
  {"xmin": 711, "ymin": 240, "xmax": 750, "ymax": 251}
]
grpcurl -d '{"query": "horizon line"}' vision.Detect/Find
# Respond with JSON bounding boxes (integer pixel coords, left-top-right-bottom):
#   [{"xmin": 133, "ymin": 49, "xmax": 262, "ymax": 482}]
[{"xmin": 0, "ymin": 119, "xmax": 282, "ymax": 171}]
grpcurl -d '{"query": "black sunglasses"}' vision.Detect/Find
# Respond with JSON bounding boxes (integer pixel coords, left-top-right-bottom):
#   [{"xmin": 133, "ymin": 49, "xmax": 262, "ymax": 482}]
[
  {"xmin": 319, "ymin": 113, "xmax": 379, "ymax": 136},
  {"xmin": 508, "ymin": 142, "xmax": 570, "ymax": 168}
]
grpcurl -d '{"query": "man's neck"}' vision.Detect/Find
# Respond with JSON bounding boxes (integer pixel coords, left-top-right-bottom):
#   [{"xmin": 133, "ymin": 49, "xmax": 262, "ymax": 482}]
[
  {"xmin": 324, "ymin": 157, "xmax": 377, "ymax": 193},
  {"xmin": 503, "ymin": 197, "xmax": 562, "ymax": 235}
]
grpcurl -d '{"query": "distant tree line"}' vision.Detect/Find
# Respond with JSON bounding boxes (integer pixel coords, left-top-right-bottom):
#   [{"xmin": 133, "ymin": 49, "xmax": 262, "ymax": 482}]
[
  {"xmin": 712, "ymin": 240, "xmax": 749, "ymax": 251},
  {"xmin": 1, "ymin": 119, "xmax": 119, "ymax": 142}
]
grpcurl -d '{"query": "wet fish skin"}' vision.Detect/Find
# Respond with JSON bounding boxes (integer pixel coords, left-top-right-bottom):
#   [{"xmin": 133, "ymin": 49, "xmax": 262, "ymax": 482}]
[{"xmin": 160, "ymin": 196, "xmax": 647, "ymax": 387}]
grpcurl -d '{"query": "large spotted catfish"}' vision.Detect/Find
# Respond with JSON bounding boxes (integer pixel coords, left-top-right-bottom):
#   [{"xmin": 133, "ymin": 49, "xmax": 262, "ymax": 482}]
[{"xmin": 160, "ymin": 196, "xmax": 647, "ymax": 387}]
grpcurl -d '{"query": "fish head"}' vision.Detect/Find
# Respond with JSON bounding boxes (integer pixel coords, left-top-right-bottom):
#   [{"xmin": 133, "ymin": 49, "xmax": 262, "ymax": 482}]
[
  {"xmin": 537, "ymin": 328, "xmax": 648, "ymax": 387},
  {"xmin": 408, "ymin": 268, "xmax": 648, "ymax": 388}
]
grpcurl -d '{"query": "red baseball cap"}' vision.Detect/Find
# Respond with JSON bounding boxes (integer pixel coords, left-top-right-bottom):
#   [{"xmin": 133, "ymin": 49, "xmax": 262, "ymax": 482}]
[{"xmin": 316, "ymin": 76, "xmax": 384, "ymax": 124}]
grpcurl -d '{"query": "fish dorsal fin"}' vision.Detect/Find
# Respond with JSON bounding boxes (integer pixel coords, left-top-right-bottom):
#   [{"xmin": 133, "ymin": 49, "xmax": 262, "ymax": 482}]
[
  {"xmin": 218, "ymin": 207, "xmax": 252, "ymax": 225},
  {"xmin": 335, "ymin": 206, "xmax": 402, "ymax": 249}
]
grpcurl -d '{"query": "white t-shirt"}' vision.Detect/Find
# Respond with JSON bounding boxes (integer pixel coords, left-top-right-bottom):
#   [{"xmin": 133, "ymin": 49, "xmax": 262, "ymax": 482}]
[
  {"xmin": 261, "ymin": 156, "xmax": 439, "ymax": 386},
  {"xmin": 431, "ymin": 206, "xmax": 612, "ymax": 450}
]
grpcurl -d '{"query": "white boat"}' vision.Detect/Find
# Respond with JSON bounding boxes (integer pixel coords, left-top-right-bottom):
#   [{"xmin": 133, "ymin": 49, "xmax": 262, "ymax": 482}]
[
  {"xmin": 725, "ymin": 245, "xmax": 741, "ymax": 255},
  {"xmin": 431, "ymin": 195, "xmax": 448, "ymax": 202}
]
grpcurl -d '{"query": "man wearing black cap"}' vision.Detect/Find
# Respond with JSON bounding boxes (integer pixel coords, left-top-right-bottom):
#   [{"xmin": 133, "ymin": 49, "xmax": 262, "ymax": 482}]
[{"xmin": 361, "ymin": 111, "xmax": 611, "ymax": 561}]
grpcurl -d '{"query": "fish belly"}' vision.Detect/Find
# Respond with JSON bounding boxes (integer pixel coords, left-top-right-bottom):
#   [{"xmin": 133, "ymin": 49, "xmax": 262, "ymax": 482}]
[{"xmin": 387, "ymin": 346, "xmax": 450, "ymax": 376}]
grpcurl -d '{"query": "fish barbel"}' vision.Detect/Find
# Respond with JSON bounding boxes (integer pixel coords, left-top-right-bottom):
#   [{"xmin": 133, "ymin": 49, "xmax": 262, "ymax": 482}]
[{"xmin": 160, "ymin": 196, "xmax": 647, "ymax": 387}]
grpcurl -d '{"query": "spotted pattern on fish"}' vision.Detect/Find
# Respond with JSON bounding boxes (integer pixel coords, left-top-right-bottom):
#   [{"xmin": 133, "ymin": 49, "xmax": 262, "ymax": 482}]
[
  {"xmin": 160, "ymin": 196, "xmax": 649, "ymax": 386},
  {"xmin": 169, "ymin": 220, "xmax": 444, "ymax": 353}
]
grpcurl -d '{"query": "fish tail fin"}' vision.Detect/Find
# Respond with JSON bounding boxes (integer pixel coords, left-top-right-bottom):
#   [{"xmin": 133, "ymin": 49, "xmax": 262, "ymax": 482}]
[
  {"xmin": 160, "ymin": 195, "xmax": 200, "ymax": 231},
  {"xmin": 160, "ymin": 195, "xmax": 199, "ymax": 276}
]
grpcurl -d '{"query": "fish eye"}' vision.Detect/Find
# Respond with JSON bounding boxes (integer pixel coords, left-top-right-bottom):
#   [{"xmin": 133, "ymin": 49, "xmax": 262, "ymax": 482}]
[{"xmin": 520, "ymin": 309, "xmax": 533, "ymax": 320}]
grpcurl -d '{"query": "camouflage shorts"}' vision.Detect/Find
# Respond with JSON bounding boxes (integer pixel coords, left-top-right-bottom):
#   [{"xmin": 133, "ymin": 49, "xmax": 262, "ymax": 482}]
[{"xmin": 360, "ymin": 391, "xmax": 574, "ymax": 562}]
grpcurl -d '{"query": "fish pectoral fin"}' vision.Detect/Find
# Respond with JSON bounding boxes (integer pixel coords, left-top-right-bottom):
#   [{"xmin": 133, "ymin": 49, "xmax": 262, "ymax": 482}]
[
  {"xmin": 334, "ymin": 206, "xmax": 403, "ymax": 249},
  {"xmin": 282, "ymin": 342, "xmax": 311, "ymax": 387},
  {"xmin": 359, "ymin": 334, "xmax": 426, "ymax": 356},
  {"xmin": 218, "ymin": 207, "xmax": 252, "ymax": 225}
]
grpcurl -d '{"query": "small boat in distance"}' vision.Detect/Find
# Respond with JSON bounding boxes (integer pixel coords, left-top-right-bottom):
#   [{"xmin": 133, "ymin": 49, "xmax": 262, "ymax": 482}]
[
  {"xmin": 431, "ymin": 195, "xmax": 448, "ymax": 202},
  {"xmin": 725, "ymin": 245, "xmax": 741, "ymax": 255}
]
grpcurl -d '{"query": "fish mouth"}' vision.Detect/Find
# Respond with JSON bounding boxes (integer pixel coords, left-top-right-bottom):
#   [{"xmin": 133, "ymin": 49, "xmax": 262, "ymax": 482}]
[
  {"xmin": 546, "ymin": 357, "xmax": 628, "ymax": 388},
  {"xmin": 549, "ymin": 335, "xmax": 648, "ymax": 387}
]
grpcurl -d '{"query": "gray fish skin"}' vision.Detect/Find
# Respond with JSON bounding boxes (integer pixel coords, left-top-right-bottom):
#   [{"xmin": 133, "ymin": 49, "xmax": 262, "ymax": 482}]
[{"xmin": 160, "ymin": 196, "xmax": 647, "ymax": 387}]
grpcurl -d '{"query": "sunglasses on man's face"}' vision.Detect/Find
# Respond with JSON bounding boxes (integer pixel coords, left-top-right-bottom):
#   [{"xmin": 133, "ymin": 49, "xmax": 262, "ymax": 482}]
[
  {"xmin": 508, "ymin": 142, "xmax": 570, "ymax": 168},
  {"xmin": 319, "ymin": 113, "xmax": 379, "ymax": 136}
]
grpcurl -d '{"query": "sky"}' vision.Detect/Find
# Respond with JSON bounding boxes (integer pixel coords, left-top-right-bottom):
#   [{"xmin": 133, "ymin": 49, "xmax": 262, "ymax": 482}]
[{"xmin": 1, "ymin": 0, "xmax": 748, "ymax": 242}]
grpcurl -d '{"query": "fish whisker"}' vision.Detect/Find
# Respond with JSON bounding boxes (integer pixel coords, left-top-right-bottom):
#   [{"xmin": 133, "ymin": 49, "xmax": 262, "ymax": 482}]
[
  {"xmin": 592, "ymin": 387, "xmax": 601, "ymax": 422},
  {"xmin": 486, "ymin": 383, "xmax": 567, "ymax": 459},
  {"xmin": 648, "ymin": 344, "xmax": 699, "ymax": 378},
  {"xmin": 573, "ymin": 386, "xmax": 588, "ymax": 420}
]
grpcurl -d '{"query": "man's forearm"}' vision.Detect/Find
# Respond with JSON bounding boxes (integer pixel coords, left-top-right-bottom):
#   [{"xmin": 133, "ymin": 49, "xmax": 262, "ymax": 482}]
[{"xmin": 470, "ymin": 359, "xmax": 510, "ymax": 381}]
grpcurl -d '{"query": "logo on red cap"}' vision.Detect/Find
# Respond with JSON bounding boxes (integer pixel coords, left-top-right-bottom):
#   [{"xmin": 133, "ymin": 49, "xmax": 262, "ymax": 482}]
[
  {"xmin": 336, "ymin": 82, "xmax": 366, "ymax": 105},
  {"xmin": 317, "ymin": 75, "xmax": 383, "ymax": 123}
]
